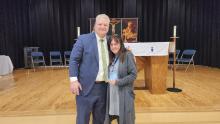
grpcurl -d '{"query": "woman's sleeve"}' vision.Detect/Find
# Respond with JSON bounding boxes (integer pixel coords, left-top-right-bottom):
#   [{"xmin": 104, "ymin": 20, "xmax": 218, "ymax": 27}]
[{"xmin": 116, "ymin": 52, "xmax": 137, "ymax": 87}]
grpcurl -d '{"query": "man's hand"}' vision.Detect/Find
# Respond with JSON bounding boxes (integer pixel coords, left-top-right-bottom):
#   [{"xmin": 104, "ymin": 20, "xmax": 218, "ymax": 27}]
[{"xmin": 70, "ymin": 80, "xmax": 82, "ymax": 95}]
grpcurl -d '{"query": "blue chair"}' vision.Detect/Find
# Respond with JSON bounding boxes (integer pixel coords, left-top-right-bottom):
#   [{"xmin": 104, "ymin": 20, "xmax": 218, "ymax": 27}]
[
  {"xmin": 177, "ymin": 49, "xmax": 196, "ymax": 72},
  {"xmin": 49, "ymin": 51, "xmax": 63, "ymax": 66},
  {"xmin": 31, "ymin": 52, "xmax": 46, "ymax": 71},
  {"xmin": 169, "ymin": 49, "xmax": 181, "ymax": 64},
  {"xmin": 64, "ymin": 51, "xmax": 71, "ymax": 66}
]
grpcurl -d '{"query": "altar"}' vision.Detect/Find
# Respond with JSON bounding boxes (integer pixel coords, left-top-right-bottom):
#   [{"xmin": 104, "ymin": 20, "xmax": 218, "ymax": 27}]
[{"xmin": 124, "ymin": 42, "xmax": 169, "ymax": 94}]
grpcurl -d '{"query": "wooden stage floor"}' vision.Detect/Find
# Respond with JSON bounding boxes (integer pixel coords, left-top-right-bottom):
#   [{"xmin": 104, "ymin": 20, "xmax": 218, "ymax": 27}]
[
  {"xmin": 0, "ymin": 66, "xmax": 220, "ymax": 124},
  {"xmin": 0, "ymin": 65, "xmax": 220, "ymax": 117}
]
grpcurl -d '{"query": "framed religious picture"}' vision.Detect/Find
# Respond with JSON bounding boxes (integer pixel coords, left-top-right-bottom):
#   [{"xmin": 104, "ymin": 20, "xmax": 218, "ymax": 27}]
[
  {"xmin": 89, "ymin": 18, "xmax": 138, "ymax": 42},
  {"xmin": 121, "ymin": 18, "xmax": 138, "ymax": 43},
  {"xmin": 89, "ymin": 18, "xmax": 122, "ymax": 36},
  {"xmin": 108, "ymin": 18, "xmax": 121, "ymax": 36}
]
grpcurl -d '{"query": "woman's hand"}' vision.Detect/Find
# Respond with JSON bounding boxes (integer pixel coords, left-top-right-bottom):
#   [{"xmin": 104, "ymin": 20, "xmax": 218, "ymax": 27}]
[{"xmin": 108, "ymin": 80, "xmax": 117, "ymax": 85}]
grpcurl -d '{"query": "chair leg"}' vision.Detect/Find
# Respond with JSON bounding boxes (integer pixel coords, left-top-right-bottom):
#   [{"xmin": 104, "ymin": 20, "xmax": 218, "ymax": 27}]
[
  {"xmin": 32, "ymin": 63, "xmax": 35, "ymax": 72},
  {"xmin": 192, "ymin": 61, "xmax": 195, "ymax": 70},
  {"xmin": 176, "ymin": 61, "xmax": 180, "ymax": 70},
  {"xmin": 185, "ymin": 64, "xmax": 190, "ymax": 72},
  {"xmin": 44, "ymin": 62, "xmax": 46, "ymax": 69},
  {"xmin": 43, "ymin": 57, "xmax": 46, "ymax": 70},
  {"xmin": 60, "ymin": 60, "xmax": 63, "ymax": 68},
  {"xmin": 31, "ymin": 58, "xmax": 35, "ymax": 72},
  {"xmin": 185, "ymin": 61, "xmax": 192, "ymax": 72},
  {"xmin": 51, "ymin": 61, "xmax": 54, "ymax": 69}
]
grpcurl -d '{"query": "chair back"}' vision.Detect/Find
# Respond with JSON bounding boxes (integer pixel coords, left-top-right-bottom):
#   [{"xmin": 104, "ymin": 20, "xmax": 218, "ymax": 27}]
[
  {"xmin": 182, "ymin": 49, "xmax": 196, "ymax": 56},
  {"xmin": 31, "ymin": 52, "xmax": 44, "ymax": 57},
  {"xmin": 50, "ymin": 51, "xmax": 61, "ymax": 56},
  {"xmin": 49, "ymin": 51, "xmax": 63, "ymax": 66},
  {"xmin": 180, "ymin": 49, "xmax": 196, "ymax": 59},
  {"xmin": 31, "ymin": 51, "xmax": 46, "ymax": 70},
  {"xmin": 64, "ymin": 51, "xmax": 71, "ymax": 66},
  {"xmin": 64, "ymin": 51, "xmax": 71, "ymax": 56},
  {"xmin": 177, "ymin": 49, "xmax": 196, "ymax": 72}
]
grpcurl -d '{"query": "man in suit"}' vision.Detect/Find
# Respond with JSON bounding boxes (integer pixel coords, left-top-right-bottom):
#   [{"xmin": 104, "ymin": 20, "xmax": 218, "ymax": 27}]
[{"xmin": 69, "ymin": 14, "xmax": 110, "ymax": 124}]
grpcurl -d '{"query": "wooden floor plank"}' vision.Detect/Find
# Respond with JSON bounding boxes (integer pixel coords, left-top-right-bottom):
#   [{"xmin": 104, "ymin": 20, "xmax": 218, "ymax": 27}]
[
  {"xmin": 0, "ymin": 65, "xmax": 220, "ymax": 117},
  {"xmin": 1, "ymin": 112, "xmax": 220, "ymax": 124}
]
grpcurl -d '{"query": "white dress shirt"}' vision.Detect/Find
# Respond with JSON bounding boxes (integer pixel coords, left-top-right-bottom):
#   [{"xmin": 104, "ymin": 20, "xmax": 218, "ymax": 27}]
[{"xmin": 70, "ymin": 33, "xmax": 109, "ymax": 82}]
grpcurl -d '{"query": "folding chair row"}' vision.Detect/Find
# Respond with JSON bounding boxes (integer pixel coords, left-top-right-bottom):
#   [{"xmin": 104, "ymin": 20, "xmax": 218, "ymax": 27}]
[
  {"xmin": 169, "ymin": 49, "xmax": 196, "ymax": 72},
  {"xmin": 31, "ymin": 52, "xmax": 46, "ymax": 71},
  {"xmin": 31, "ymin": 51, "xmax": 71, "ymax": 70}
]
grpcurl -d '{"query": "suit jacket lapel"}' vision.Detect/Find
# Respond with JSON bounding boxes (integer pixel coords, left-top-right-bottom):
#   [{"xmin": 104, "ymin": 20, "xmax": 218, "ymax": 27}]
[{"xmin": 91, "ymin": 33, "xmax": 99, "ymax": 64}]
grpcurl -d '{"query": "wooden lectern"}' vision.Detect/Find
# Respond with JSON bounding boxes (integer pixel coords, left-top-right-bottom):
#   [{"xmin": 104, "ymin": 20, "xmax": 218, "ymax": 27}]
[
  {"xmin": 144, "ymin": 56, "xmax": 168, "ymax": 94},
  {"xmin": 124, "ymin": 42, "xmax": 169, "ymax": 94}
]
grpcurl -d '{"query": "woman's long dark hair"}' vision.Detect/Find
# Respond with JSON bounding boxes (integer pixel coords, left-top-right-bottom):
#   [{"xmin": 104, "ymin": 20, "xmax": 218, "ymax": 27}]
[{"xmin": 108, "ymin": 35, "xmax": 128, "ymax": 65}]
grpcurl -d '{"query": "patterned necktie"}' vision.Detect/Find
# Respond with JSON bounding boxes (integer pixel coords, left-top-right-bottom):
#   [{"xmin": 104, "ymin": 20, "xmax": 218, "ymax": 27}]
[{"xmin": 100, "ymin": 39, "xmax": 108, "ymax": 81}]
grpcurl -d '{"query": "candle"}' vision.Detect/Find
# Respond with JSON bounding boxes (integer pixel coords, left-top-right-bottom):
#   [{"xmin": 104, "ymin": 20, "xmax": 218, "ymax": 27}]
[
  {"xmin": 77, "ymin": 27, "xmax": 80, "ymax": 37},
  {"xmin": 173, "ymin": 25, "xmax": 177, "ymax": 37}
]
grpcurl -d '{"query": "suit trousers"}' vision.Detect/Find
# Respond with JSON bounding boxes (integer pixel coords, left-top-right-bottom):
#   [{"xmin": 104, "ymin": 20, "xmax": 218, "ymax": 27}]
[{"xmin": 76, "ymin": 83, "xmax": 107, "ymax": 124}]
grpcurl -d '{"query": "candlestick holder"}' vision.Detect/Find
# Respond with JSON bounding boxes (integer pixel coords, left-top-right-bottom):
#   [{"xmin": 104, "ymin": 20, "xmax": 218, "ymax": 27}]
[{"xmin": 167, "ymin": 36, "xmax": 182, "ymax": 92}]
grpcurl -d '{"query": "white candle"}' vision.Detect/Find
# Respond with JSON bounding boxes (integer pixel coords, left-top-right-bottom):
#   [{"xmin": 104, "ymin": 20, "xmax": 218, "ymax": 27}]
[
  {"xmin": 77, "ymin": 27, "xmax": 80, "ymax": 37},
  {"xmin": 173, "ymin": 25, "xmax": 177, "ymax": 37}
]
